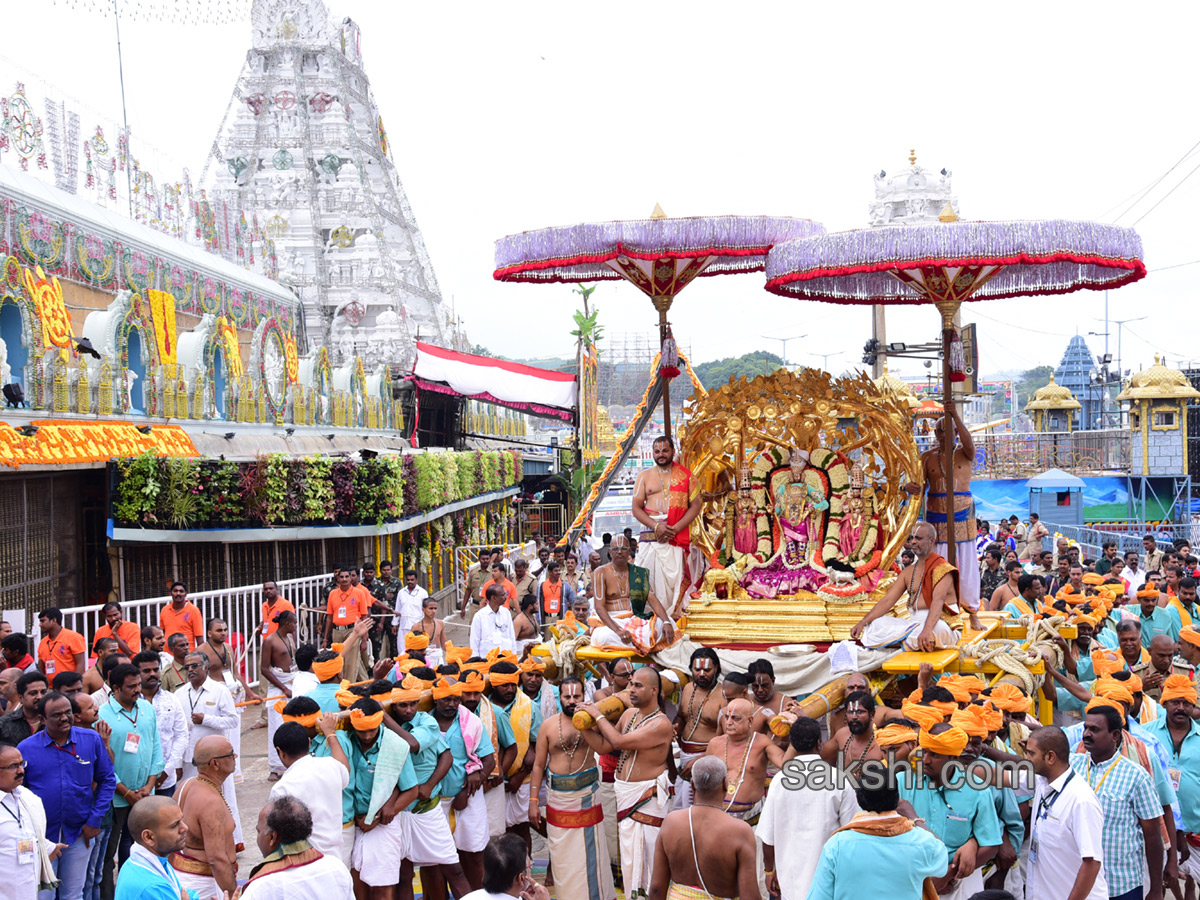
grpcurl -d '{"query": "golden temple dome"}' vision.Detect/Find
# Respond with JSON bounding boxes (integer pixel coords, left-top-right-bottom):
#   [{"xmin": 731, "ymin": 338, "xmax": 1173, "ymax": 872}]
[
  {"xmin": 1025, "ymin": 374, "xmax": 1081, "ymax": 411},
  {"xmin": 873, "ymin": 365, "xmax": 919, "ymax": 408},
  {"xmin": 1116, "ymin": 355, "xmax": 1200, "ymax": 402}
]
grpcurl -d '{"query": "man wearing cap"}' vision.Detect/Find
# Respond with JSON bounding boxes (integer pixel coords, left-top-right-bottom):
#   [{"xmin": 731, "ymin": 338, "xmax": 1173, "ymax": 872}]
[
  {"xmin": 874, "ymin": 719, "xmax": 920, "ymax": 762},
  {"xmin": 1178, "ymin": 625, "xmax": 1200, "ymax": 670},
  {"xmin": 896, "ymin": 721, "xmax": 1002, "ymax": 899},
  {"xmin": 520, "ymin": 658, "xmax": 559, "ymax": 723},
  {"xmin": 1070, "ymin": 703, "xmax": 1165, "ymax": 900}
]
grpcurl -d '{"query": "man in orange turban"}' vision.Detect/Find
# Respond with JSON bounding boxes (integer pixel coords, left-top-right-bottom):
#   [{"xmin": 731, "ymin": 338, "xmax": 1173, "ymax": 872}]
[
  {"xmin": 519, "ymin": 656, "xmax": 558, "ymax": 722},
  {"xmin": 1143, "ymin": 671, "xmax": 1200, "ymax": 869},
  {"xmin": 951, "ymin": 704, "xmax": 1025, "ymax": 882},
  {"xmin": 901, "ymin": 723, "xmax": 1003, "ymax": 898},
  {"xmin": 343, "ymin": 697, "xmax": 422, "ymax": 891},
  {"xmin": 935, "ymin": 675, "xmax": 972, "ymax": 706},
  {"xmin": 900, "ymin": 701, "xmax": 946, "ymax": 732},
  {"xmin": 1178, "ymin": 625, "xmax": 1200, "ymax": 668}
]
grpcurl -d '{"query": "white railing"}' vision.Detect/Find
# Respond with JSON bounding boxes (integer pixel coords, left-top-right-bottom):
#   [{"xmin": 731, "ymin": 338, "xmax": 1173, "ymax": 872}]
[{"xmin": 58, "ymin": 573, "xmax": 333, "ymax": 690}]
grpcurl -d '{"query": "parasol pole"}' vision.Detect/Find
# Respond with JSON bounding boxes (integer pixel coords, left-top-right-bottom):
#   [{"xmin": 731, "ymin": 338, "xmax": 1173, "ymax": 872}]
[
  {"xmin": 935, "ymin": 299, "xmax": 961, "ymax": 568},
  {"xmin": 655, "ymin": 295, "xmax": 672, "ymax": 441}
]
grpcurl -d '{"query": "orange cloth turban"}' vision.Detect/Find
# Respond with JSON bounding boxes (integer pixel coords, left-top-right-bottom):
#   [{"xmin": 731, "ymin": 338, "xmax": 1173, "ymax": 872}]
[
  {"xmin": 1062, "ymin": 593, "xmax": 1088, "ymax": 607},
  {"xmin": 875, "ymin": 724, "xmax": 918, "ymax": 747},
  {"xmin": 519, "ymin": 658, "xmax": 546, "ymax": 674},
  {"xmin": 312, "ymin": 655, "xmax": 345, "ymax": 682},
  {"xmin": 1161, "ymin": 674, "xmax": 1198, "ymax": 705},
  {"xmin": 1093, "ymin": 678, "xmax": 1134, "ymax": 707},
  {"xmin": 459, "ymin": 662, "xmax": 487, "ymax": 677},
  {"xmin": 489, "ymin": 670, "xmax": 520, "ymax": 686},
  {"xmin": 459, "ymin": 672, "xmax": 485, "ymax": 692},
  {"xmin": 444, "ymin": 642, "xmax": 471, "ymax": 666},
  {"xmin": 1082, "ymin": 572, "xmax": 1105, "ymax": 586},
  {"xmin": 1090, "ymin": 649, "xmax": 1124, "ymax": 678},
  {"xmin": 1123, "ymin": 672, "xmax": 1143, "ymax": 694},
  {"xmin": 486, "ymin": 648, "xmax": 519, "ymax": 666},
  {"xmin": 1180, "ymin": 627, "xmax": 1200, "ymax": 649},
  {"xmin": 918, "ymin": 726, "xmax": 969, "ymax": 757},
  {"xmin": 330, "ymin": 643, "xmax": 345, "ymax": 653},
  {"xmin": 431, "ymin": 677, "xmax": 464, "ymax": 700},
  {"xmin": 405, "ymin": 632, "xmax": 430, "ymax": 651},
  {"xmin": 935, "ymin": 676, "xmax": 972, "ymax": 704},
  {"xmin": 349, "ymin": 708, "xmax": 385, "ymax": 731},
  {"xmin": 561, "ymin": 611, "xmax": 580, "ymax": 632},
  {"xmin": 906, "ymin": 688, "xmax": 956, "ymax": 714},
  {"xmin": 390, "ymin": 675, "xmax": 426, "ymax": 704},
  {"xmin": 955, "ymin": 676, "xmax": 986, "ymax": 696},
  {"xmin": 978, "ymin": 701, "xmax": 1004, "ymax": 733},
  {"xmin": 1137, "ymin": 588, "xmax": 1160, "ymax": 601},
  {"xmin": 950, "ymin": 705, "xmax": 991, "ymax": 739},
  {"xmin": 988, "ymin": 683, "xmax": 1032, "ymax": 713},
  {"xmin": 900, "ymin": 701, "xmax": 945, "ymax": 731},
  {"xmin": 1086, "ymin": 696, "xmax": 1124, "ymax": 714},
  {"xmin": 274, "ymin": 700, "xmax": 321, "ymax": 729},
  {"xmin": 394, "ymin": 658, "xmax": 423, "ymax": 676}
]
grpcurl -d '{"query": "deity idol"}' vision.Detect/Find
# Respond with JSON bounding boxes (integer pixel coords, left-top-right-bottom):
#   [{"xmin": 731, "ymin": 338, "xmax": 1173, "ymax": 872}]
[
  {"xmin": 742, "ymin": 448, "xmax": 829, "ymax": 598},
  {"xmin": 731, "ymin": 464, "xmax": 757, "ymax": 557},
  {"xmin": 838, "ymin": 464, "xmax": 884, "ymax": 590}
]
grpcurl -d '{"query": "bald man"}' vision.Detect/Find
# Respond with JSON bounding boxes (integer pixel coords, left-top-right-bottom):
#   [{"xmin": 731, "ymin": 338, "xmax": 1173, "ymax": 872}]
[
  {"xmin": 703, "ymin": 699, "xmax": 785, "ymax": 823},
  {"xmin": 172, "ymin": 735, "xmax": 238, "ymax": 898},
  {"xmin": 115, "ymin": 796, "xmax": 189, "ymax": 900},
  {"xmin": 851, "ymin": 522, "xmax": 962, "ymax": 651}
]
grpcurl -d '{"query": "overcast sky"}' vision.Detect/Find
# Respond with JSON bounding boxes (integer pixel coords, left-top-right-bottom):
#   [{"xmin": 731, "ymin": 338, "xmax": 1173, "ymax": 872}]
[{"xmin": 6, "ymin": 1, "xmax": 1198, "ymax": 385}]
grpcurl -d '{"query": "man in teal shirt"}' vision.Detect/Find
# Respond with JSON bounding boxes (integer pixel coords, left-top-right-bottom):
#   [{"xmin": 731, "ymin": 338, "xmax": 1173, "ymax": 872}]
[
  {"xmin": 897, "ymin": 722, "xmax": 1002, "ymax": 898},
  {"xmin": 391, "ymin": 675, "xmax": 464, "ymax": 898},
  {"xmin": 1144, "ymin": 675, "xmax": 1200, "ymax": 861},
  {"xmin": 98, "ymin": 662, "xmax": 164, "ymax": 899},
  {"xmin": 491, "ymin": 660, "xmax": 542, "ymax": 853},
  {"xmin": 298, "ymin": 650, "xmax": 345, "ymax": 713},
  {"xmin": 1138, "ymin": 588, "xmax": 1180, "ymax": 647},
  {"xmin": 808, "ymin": 780, "xmax": 947, "ymax": 900},
  {"xmin": 432, "ymin": 678, "xmax": 495, "ymax": 891},
  {"xmin": 345, "ymin": 697, "xmax": 420, "ymax": 894}
]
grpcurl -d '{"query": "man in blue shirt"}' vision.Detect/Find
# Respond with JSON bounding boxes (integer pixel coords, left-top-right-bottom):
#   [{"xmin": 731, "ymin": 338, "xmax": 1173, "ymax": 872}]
[
  {"xmin": 97, "ymin": 662, "xmax": 163, "ymax": 900},
  {"xmin": 391, "ymin": 675, "xmax": 462, "ymax": 900},
  {"xmin": 299, "ymin": 650, "xmax": 346, "ymax": 714},
  {"xmin": 113, "ymin": 796, "xmax": 188, "ymax": 900},
  {"xmin": 897, "ymin": 722, "xmax": 1002, "ymax": 898},
  {"xmin": 1144, "ymin": 674, "xmax": 1200, "ymax": 877},
  {"xmin": 20, "ymin": 691, "xmax": 116, "ymax": 900},
  {"xmin": 432, "ymin": 677, "xmax": 495, "ymax": 891}
]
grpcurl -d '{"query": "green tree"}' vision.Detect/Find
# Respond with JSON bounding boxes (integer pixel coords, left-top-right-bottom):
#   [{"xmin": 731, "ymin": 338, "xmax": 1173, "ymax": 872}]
[
  {"xmin": 1014, "ymin": 365, "xmax": 1054, "ymax": 413},
  {"xmin": 692, "ymin": 351, "xmax": 787, "ymax": 390}
]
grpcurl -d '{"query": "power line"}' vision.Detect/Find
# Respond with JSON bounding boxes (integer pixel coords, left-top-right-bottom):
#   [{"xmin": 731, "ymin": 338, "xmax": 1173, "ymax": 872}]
[
  {"xmin": 1132, "ymin": 157, "xmax": 1200, "ymax": 226},
  {"xmin": 1109, "ymin": 136, "xmax": 1200, "ymax": 223},
  {"xmin": 968, "ymin": 306, "xmax": 1073, "ymax": 338},
  {"xmin": 1152, "ymin": 258, "xmax": 1200, "ymax": 272}
]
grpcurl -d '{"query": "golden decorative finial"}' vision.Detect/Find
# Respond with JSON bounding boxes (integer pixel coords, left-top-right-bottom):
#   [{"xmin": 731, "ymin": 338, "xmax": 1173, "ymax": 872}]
[
  {"xmin": 938, "ymin": 202, "xmax": 958, "ymax": 223},
  {"xmin": 650, "ymin": 203, "xmax": 667, "ymax": 219},
  {"xmin": 908, "ymin": 148, "xmax": 917, "ymax": 166},
  {"xmin": 1154, "ymin": 353, "xmax": 1162, "ymax": 365}
]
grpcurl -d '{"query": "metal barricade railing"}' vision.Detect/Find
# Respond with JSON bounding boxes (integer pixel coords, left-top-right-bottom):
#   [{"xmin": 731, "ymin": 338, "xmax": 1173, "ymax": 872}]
[
  {"xmin": 1041, "ymin": 521, "xmax": 1200, "ymax": 560},
  {"xmin": 451, "ymin": 543, "xmax": 528, "ymax": 612},
  {"xmin": 58, "ymin": 573, "xmax": 333, "ymax": 690}
]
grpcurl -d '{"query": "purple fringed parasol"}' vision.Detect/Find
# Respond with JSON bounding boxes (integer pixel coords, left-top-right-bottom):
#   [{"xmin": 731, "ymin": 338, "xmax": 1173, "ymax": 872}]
[
  {"xmin": 495, "ymin": 211, "xmax": 824, "ymax": 437},
  {"xmin": 764, "ymin": 217, "xmax": 1146, "ymax": 570}
]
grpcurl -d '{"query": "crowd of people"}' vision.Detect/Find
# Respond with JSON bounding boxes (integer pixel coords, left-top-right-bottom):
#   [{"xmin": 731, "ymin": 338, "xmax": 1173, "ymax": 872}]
[{"xmin": 0, "ymin": 521, "xmax": 1197, "ymax": 900}]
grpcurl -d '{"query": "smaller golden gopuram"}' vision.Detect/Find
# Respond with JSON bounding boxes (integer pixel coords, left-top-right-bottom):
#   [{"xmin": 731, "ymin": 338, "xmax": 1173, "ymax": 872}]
[{"xmin": 678, "ymin": 367, "xmax": 924, "ymax": 645}]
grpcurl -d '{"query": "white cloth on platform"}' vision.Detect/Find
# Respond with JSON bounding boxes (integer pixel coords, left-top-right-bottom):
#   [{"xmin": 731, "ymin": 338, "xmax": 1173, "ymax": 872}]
[
  {"xmin": 265, "ymin": 666, "xmax": 296, "ymax": 775},
  {"xmin": 860, "ymin": 607, "xmax": 957, "ymax": 651},
  {"xmin": 937, "ymin": 540, "xmax": 979, "ymax": 611},
  {"xmin": 635, "ymin": 541, "xmax": 686, "ymax": 612}
]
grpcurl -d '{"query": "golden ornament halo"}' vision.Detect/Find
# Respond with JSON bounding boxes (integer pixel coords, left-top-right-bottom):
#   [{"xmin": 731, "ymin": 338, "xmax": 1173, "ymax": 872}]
[{"xmin": 680, "ymin": 367, "xmax": 924, "ymax": 569}]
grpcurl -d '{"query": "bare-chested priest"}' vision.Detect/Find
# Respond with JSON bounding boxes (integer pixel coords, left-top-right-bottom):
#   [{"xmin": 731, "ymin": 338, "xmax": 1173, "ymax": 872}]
[
  {"xmin": 704, "ymin": 698, "xmax": 786, "ymax": 824},
  {"xmin": 590, "ymin": 534, "xmax": 678, "ymax": 653},
  {"xmin": 171, "ymin": 734, "xmax": 238, "ymax": 898},
  {"xmin": 674, "ymin": 647, "xmax": 726, "ymax": 809},
  {"xmin": 529, "ymin": 677, "xmax": 614, "ymax": 900},
  {"xmin": 632, "ymin": 436, "xmax": 702, "ymax": 617},
  {"xmin": 819, "ymin": 689, "xmax": 885, "ymax": 771},
  {"xmin": 850, "ymin": 522, "xmax": 962, "ymax": 651},
  {"xmin": 922, "ymin": 405, "xmax": 983, "ymax": 630},
  {"xmin": 579, "ymin": 667, "xmax": 675, "ymax": 900}
]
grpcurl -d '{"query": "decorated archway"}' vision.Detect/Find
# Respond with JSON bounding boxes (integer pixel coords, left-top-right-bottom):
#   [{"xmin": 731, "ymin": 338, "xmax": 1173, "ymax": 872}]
[
  {"xmin": 249, "ymin": 315, "xmax": 293, "ymax": 422},
  {"xmin": 204, "ymin": 316, "xmax": 243, "ymax": 420}
]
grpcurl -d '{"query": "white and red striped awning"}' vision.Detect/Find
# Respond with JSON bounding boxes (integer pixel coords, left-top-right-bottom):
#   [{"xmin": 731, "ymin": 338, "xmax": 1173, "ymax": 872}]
[{"xmin": 410, "ymin": 342, "xmax": 577, "ymax": 422}]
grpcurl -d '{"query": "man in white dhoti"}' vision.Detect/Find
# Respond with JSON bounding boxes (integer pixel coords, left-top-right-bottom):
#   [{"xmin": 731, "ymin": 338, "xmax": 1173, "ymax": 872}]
[
  {"xmin": 239, "ymin": 796, "xmax": 353, "ymax": 900},
  {"xmin": 632, "ymin": 436, "xmax": 702, "ymax": 619},
  {"xmin": 260, "ymin": 610, "xmax": 298, "ymax": 780},
  {"xmin": 529, "ymin": 677, "xmax": 615, "ymax": 900},
  {"xmin": 174, "ymin": 652, "xmax": 244, "ymax": 847},
  {"xmin": 580, "ymin": 667, "xmax": 675, "ymax": 900},
  {"xmin": 590, "ymin": 536, "xmax": 680, "ymax": 656},
  {"xmin": 851, "ymin": 522, "xmax": 961, "ymax": 652}
]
